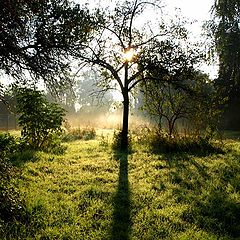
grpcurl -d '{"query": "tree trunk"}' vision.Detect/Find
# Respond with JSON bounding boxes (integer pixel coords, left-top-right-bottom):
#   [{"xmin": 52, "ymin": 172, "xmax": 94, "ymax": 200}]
[
  {"xmin": 168, "ymin": 119, "xmax": 174, "ymax": 137},
  {"xmin": 121, "ymin": 62, "xmax": 130, "ymax": 150},
  {"xmin": 121, "ymin": 93, "xmax": 129, "ymax": 150}
]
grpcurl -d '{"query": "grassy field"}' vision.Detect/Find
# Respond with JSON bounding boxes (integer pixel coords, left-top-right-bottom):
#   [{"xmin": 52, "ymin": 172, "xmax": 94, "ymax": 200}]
[{"xmin": 1, "ymin": 131, "xmax": 240, "ymax": 239}]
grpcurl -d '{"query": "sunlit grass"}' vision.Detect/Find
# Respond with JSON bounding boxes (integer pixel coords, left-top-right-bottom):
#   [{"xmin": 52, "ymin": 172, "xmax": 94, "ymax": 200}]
[{"xmin": 1, "ymin": 131, "xmax": 240, "ymax": 239}]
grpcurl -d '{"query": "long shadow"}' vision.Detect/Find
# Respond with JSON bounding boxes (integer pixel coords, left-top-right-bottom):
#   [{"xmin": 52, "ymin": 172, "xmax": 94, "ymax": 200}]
[
  {"xmin": 111, "ymin": 150, "xmax": 131, "ymax": 240},
  {"xmin": 161, "ymin": 152, "xmax": 240, "ymax": 238}
]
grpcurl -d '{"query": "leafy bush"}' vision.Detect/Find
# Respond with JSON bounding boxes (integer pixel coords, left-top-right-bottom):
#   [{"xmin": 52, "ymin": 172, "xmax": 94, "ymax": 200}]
[
  {"xmin": 131, "ymin": 124, "xmax": 152, "ymax": 144},
  {"xmin": 15, "ymin": 88, "xmax": 66, "ymax": 151},
  {"xmin": 0, "ymin": 133, "xmax": 25, "ymax": 229},
  {"xmin": 0, "ymin": 132, "xmax": 18, "ymax": 158},
  {"xmin": 62, "ymin": 126, "xmax": 96, "ymax": 142},
  {"xmin": 0, "ymin": 157, "xmax": 46, "ymax": 239}
]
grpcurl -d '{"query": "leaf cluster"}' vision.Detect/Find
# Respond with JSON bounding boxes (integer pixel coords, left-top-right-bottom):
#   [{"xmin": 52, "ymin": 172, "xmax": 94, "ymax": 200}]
[
  {"xmin": 0, "ymin": 132, "xmax": 19, "ymax": 158},
  {"xmin": 0, "ymin": 157, "xmax": 28, "ymax": 230}
]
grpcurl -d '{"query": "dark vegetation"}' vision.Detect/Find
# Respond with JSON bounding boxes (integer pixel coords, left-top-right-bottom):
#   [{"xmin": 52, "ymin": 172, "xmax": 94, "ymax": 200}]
[
  {"xmin": 207, "ymin": 0, "xmax": 240, "ymax": 130},
  {"xmin": 0, "ymin": 158, "xmax": 28, "ymax": 235},
  {"xmin": 0, "ymin": 134, "xmax": 28, "ymax": 237},
  {"xmin": 146, "ymin": 131, "xmax": 222, "ymax": 155}
]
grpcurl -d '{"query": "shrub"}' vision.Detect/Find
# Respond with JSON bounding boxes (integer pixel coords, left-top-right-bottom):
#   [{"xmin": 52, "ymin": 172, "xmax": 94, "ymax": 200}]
[
  {"xmin": 15, "ymin": 88, "xmax": 66, "ymax": 151},
  {"xmin": 131, "ymin": 124, "xmax": 153, "ymax": 144},
  {"xmin": 99, "ymin": 134, "xmax": 110, "ymax": 148},
  {"xmin": 0, "ymin": 132, "xmax": 19, "ymax": 158},
  {"xmin": 0, "ymin": 156, "xmax": 46, "ymax": 239}
]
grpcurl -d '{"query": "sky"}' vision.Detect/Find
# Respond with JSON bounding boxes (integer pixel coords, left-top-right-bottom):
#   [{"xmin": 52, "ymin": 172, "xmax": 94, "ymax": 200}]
[
  {"xmin": 165, "ymin": 0, "xmax": 217, "ymax": 78},
  {"xmin": 166, "ymin": 0, "xmax": 214, "ymax": 20},
  {"xmin": 165, "ymin": 0, "xmax": 214, "ymax": 36}
]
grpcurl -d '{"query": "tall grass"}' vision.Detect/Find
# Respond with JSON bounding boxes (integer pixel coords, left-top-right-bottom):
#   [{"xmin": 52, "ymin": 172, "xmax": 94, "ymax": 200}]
[{"xmin": 0, "ymin": 130, "xmax": 239, "ymax": 239}]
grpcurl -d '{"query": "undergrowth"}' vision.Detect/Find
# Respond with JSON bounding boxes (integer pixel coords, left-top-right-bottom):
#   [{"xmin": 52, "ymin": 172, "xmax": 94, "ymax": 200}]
[
  {"xmin": 132, "ymin": 126, "xmax": 223, "ymax": 155},
  {"xmin": 0, "ymin": 157, "xmax": 32, "ymax": 238},
  {"xmin": 62, "ymin": 126, "xmax": 96, "ymax": 142}
]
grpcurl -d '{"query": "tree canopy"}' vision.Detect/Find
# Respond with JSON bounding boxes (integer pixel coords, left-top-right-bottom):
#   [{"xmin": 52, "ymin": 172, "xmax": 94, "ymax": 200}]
[
  {"xmin": 210, "ymin": 0, "xmax": 240, "ymax": 129},
  {"xmin": 0, "ymin": 0, "xmax": 99, "ymax": 94},
  {"xmin": 212, "ymin": 0, "xmax": 240, "ymax": 88}
]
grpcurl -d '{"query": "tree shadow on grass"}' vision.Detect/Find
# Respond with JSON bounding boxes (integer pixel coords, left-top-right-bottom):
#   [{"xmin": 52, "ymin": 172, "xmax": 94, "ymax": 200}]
[
  {"xmin": 162, "ymin": 152, "xmax": 240, "ymax": 238},
  {"xmin": 111, "ymin": 150, "xmax": 131, "ymax": 240}
]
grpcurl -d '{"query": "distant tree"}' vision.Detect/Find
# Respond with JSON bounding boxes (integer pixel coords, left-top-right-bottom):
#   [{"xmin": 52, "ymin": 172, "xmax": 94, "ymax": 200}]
[
  {"xmin": 209, "ymin": 0, "xmax": 240, "ymax": 129},
  {"xmin": 46, "ymin": 85, "xmax": 76, "ymax": 114},
  {"xmin": 73, "ymin": 0, "xmax": 189, "ymax": 150},
  {"xmin": 73, "ymin": 69, "xmax": 116, "ymax": 114},
  {"xmin": 0, "ymin": 0, "xmax": 99, "ymax": 97}
]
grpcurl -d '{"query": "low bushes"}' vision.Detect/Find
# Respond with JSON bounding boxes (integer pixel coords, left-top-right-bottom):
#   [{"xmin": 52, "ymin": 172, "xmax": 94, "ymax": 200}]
[
  {"xmin": 150, "ymin": 134, "xmax": 221, "ymax": 154},
  {"xmin": 132, "ymin": 126, "xmax": 222, "ymax": 154},
  {"xmin": 0, "ymin": 133, "xmax": 29, "ymax": 233},
  {"xmin": 62, "ymin": 126, "xmax": 96, "ymax": 142},
  {"xmin": 0, "ymin": 132, "xmax": 19, "ymax": 158}
]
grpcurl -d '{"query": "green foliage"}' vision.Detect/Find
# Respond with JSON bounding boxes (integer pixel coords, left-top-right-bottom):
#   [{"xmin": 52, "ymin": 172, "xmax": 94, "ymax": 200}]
[
  {"xmin": 208, "ymin": 0, "xmax": 240, "ymax": 129},
  {"xmin": 142, "ymin": 68, "xmax": 222, "ymax": 138},
  {"xmin": 99, "ymin": 134, "xmax": 111, "ymax": 149},
  {"xmin": 16, "ymin": 88, "xmax": 66, "ymax": 151},
  {"xmin": 133, "ymin": 127, "xmax": 222, "ymax": 154},
  {"xmin": 152, "ymin": 135, "xmax": 221, "ymax": 155},
  {"xmin": 212, "ymin": 0, "xmax": 240, "ymax": 87},
  {"xmin": 0, "ymin": 0, "xmax": 99, "ymax": 91},
  {"xmin": 0, "ymin": 132, "xmax": 19, "ymax": 158}
]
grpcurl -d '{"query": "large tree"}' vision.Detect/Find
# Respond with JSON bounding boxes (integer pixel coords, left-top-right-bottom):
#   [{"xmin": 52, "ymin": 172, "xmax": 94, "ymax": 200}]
[
  {"xmin": 0, "ymin": 0, "xmax": 98, "ymax": 96},
  {"xmin": 73, "ymin": 0, "xmax": 189, "ymax": 150},
  {"xmin": 210, "ymin": 0, "xmax": 240, "ymax": 129}
]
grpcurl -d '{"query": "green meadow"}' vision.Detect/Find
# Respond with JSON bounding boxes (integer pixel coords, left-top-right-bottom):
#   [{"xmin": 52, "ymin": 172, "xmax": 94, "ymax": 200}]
[{"xmin": 1, "ymin": 131, "xmax": 240, "ymax": 240}]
